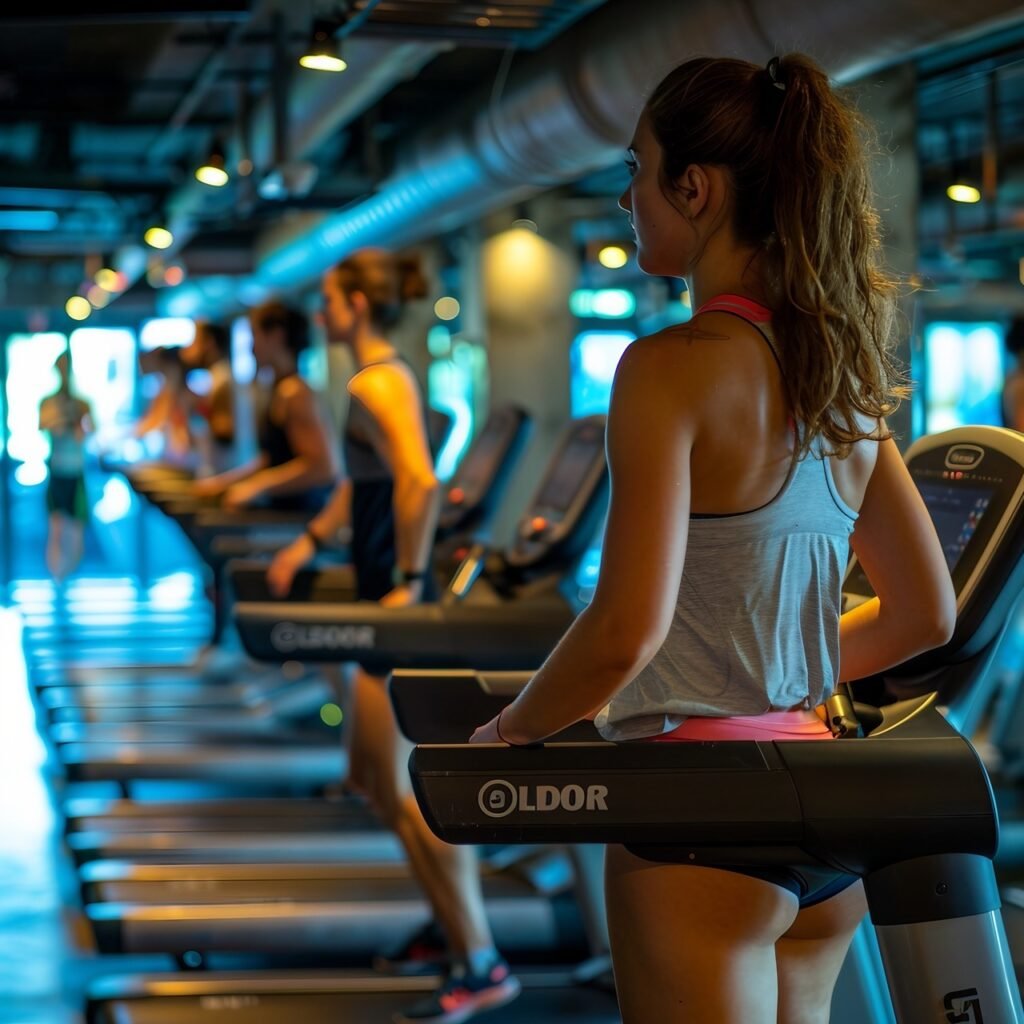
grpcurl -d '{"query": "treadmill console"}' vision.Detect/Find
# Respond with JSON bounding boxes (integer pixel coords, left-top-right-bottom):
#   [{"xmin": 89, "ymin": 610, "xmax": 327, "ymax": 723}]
[
  {"xmin": 505, "ymin": 415, "xmax": 608, "ymax": 568},
  {"xmin": 843, "ymin": 428, "xmax": 1024, "ymax": 671},
  {"xmin": 436, "ymin": 405, "xmax": 528, "ymax": 534}
]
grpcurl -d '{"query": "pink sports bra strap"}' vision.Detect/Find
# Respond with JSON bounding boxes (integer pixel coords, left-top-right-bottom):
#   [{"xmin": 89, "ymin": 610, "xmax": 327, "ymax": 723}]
[{"xmin": 695, "ymin": 294, "xmax": 773, "ymax": 323}]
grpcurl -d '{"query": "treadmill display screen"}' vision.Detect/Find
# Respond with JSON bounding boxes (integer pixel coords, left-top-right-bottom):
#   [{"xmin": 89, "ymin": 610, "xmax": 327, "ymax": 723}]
[
  {"xmin": 455, "ymin": 424, "xmax": 505, "ymax": 489},
  {"xmin": 536, "ymin": 437, "xmax": 600, "ymax": 512},
  {"xmin": 845, "ymin": 477, "xmax": 996, "ymax": 600},
  {"xmin": 916, "ymin": 481, "xmax": 994, "ymax": 572}
]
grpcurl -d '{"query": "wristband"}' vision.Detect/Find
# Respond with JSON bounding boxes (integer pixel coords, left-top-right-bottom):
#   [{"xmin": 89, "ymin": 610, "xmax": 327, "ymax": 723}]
[
  {"xmin": 496, "ymin": 707, "xmax": 519, "ymax": 746},
  {"xmin": 393, "ymin": 567, "xmax": 427, "ymax": 586}
]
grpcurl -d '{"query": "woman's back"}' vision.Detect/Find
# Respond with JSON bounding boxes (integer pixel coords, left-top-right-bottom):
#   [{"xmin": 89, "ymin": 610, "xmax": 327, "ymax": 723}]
[{"xmin": 596, "ymin": 296, "xmax": 878, "ymax": 739}]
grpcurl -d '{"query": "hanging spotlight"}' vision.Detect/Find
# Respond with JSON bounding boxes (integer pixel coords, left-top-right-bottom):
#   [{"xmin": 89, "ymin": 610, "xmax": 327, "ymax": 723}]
[
  {"xmin": 947, "ymin": 183, "xmax": 982, "ymax": 204},
  {"xmin": 598, "ymin": 245, "xmax": 629, "ymax": 269},
  {"xmin": 65, "ymin": 296, "xmax": 91, "ymax": 321},
  {"xmin": 94, "ymin": 267, "xmax": 120, "ymax": 291},
  {"xmin": 145, "ymin": 226, "xmax": 174, "ymax": 249},
  {"xmin": 195, "ymin": 142, "xmax": 230, "ymax": 187},
  {"xmin": 299, "ymin": 19, "xmax": 347, "ymax": 72}
]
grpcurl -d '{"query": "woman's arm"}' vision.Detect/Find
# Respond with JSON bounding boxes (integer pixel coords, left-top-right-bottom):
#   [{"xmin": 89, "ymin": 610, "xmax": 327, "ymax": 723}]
[
  {"xmin": 478, "ymin": 337, "xmax": 699, "ymax": 744},
  {"xmin": 351, "ymin": 366, "xmax": 439, "ymax": 602},
  {"xmin": 225, "ymin": 380, "xmax": 337, "ymax": 506},
  {"xmin": 192, "ymin": 454, "xmax": 268, "ymax": 497},
  {"xmin": 839, "ymin": 437, "xmax": 956, "ymax": 680}
]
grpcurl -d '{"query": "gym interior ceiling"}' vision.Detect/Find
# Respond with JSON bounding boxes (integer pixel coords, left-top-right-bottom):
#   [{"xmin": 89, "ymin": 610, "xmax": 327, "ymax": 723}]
[{"xmin": 0, "ymin": 2, "xmax": 1021, "ymax": 326}]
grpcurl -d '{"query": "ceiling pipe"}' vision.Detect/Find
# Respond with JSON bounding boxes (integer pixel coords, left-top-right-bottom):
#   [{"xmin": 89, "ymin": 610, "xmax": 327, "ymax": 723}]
[
  {"xmin": 111, "ymin": 30, "xmax": 446, "ymax": 304},
  {"xmin": 163, "ymin": 0, "xmax": 1024, "ymax": 319}
]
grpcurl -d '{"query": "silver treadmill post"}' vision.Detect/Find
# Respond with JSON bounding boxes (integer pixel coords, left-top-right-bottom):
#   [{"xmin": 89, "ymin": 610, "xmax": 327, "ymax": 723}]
[{"xmin": 865, "ymin": 853, "xmax": 1023, "ymax": 1024}]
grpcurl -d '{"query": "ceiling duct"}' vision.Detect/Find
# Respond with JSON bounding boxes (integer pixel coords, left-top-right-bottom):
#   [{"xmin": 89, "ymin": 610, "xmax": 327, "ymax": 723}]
[
  {"xmin": 165, "ymin": 0, "xmax": 1024, "ymax": 317},
  {"xmin": 114, "ymin": 25, "xmax": 447, "ymax": 299}
]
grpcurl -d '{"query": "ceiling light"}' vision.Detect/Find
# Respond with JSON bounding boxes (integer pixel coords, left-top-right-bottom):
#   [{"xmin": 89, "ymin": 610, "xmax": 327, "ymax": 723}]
[
  {"xmin": 946, "ymin": 183, "xmax": 981, "ymax": 204},
  {"xmin": 144, "ymin": 226, "xmax": 174, "ymax": 249},
  {"xmin": 94, "ymin": 268, "xmax": 119, "ymax": 290},
  {"xmin": 65, "ymin": 296, "xmax": 91, "ymax": 321},
  {"xmin": 195, "ymin": 145, "xmax": 229, "ymax": 187},
  {"xmin": 299, "ymin": 20, "xmax": 347, "ymax": 72},
  {"xmin": 598, "ymin": 245, "xmax": 629, "ymax": 269},
  {"xmin": 434, "ymin": 297, "xmax": 461, "ymax": 321}
]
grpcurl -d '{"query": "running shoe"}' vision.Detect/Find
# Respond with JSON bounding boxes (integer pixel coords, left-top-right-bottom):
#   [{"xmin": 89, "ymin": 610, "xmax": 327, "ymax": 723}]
[{"xmin": 393, "ymin": 957, "xmax": 521, "ymax": 1023}]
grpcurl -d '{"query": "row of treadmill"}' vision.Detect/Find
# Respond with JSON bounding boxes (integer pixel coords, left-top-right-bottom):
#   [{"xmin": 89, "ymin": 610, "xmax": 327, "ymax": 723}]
[{"xmin": 26, "ymin": 407, "xmax": 1024, "ymax": 1024}]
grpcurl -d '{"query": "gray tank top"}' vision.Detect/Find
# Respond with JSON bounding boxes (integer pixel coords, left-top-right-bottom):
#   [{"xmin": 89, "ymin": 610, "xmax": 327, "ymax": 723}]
[{"xmin": 594, "ymin": 310, "xmax": 858, "ymax": 742}]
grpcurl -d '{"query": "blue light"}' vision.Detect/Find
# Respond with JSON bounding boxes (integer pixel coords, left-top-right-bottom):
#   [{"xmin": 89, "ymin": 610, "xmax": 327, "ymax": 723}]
[
  {"xmin": 140, "ymin": 317, "xmax": 195, "ymax": 351},
  {"xmin": 570, "ymin": 289, "xmax": 637, "ymax": 320},
  {"xmin": 924, "ymin": 322, "xmax": 1004, "ymax": 434},
  {"xmin": 570, "ymin": 330, "xmax": 635, "ymax": 417},
  {"xmin": 0, "ymin": 209, "xmax": 58, "ymax": 231}
]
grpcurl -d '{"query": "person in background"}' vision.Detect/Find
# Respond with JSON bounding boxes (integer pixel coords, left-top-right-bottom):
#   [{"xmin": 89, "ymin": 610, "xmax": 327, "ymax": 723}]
[
  {"xmin": 39, "ymin": 350, "xmax": 93, "ymax": 581},
  {"xmin": 191, "ymin": 302, "xmax": 336, "ymax": 510},
  {"xmin": 134, "ymin": 346, "xmax": 195, "ymax": 465},
  {"xmin": 267, "ymin": 249, "xmax": 519, "ymax": 1024},
  {"xmin": 182, "ymin": 319, "xmax": 235, "ymax": 474},
  {"xmin": 1002, "ymin": 316, "xmax": 1024, "ymax": 433}
]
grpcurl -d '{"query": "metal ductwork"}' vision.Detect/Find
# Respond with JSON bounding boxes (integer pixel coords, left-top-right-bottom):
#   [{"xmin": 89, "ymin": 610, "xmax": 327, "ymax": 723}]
[
  {"xmin": 114, "ymin": 30, "xmax": 446, "ymax": 299},
  {"xmin": 164, "ymin": 0, "xmax": 1024, "ymax": 318}
]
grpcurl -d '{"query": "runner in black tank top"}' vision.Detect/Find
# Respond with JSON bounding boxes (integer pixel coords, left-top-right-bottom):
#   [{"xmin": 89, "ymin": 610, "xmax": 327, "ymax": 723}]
[
  {"xmin": 190, "ymin": 302, "xmax": 336, "ymax": 511},
  {"xmin": 265, "ymin": 250, "xmax": 517, "ymax": 1024},
  {"xmin": 344, "ymin": 358, "xmax": 439, "ymax": 600}
]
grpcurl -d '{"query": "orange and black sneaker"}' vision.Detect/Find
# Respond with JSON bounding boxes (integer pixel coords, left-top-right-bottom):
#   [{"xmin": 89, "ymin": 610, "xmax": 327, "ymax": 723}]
[{"xmin": 393, "ymin": 956, "xmax": 521, "ymax": 1023}]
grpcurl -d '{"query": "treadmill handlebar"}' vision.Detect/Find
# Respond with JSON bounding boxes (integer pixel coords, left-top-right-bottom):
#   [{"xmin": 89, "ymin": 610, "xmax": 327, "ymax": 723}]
[{"xmin": 409, "ymin": 702, "xmax": 998, "ymax": 875}]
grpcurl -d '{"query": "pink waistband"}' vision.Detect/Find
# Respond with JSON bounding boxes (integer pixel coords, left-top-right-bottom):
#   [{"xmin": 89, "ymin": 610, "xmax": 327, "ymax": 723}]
[{"xmin": 646, "ymin": 709, "xmax": 833, "ymax": 743}]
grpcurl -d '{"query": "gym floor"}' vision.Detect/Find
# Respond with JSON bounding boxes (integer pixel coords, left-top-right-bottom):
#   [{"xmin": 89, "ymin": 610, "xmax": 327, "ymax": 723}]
[{"xmin": 0, "ymin": 575, "xmax": 208, "ymax": 1024}]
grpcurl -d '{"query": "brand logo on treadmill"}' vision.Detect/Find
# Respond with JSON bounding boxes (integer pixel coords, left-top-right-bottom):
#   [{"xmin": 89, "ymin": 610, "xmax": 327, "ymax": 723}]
[
  {"xmin": 944, "ymin": 988, "xmax": 984, "ymax": 1023},
  {"xmin": 270, "ymin": 622, "xmax": 375, "ymax": 653},
  {"xmin": 478, "ymin": 779, "xmax": 609, "ymax": 818},
  {"xmin": 945, "ymin": 445, "xmax": 985, "ymax": 471}
]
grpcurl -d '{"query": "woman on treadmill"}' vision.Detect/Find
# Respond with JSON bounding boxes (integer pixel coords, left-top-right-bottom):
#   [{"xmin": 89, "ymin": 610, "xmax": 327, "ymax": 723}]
[
  {"xmin": 470, "ymin": 54, "xmax": 956, "ymax": 1023},
  {"xmin": 191, "ymin": 302, "xmax": 336, "ymax": 510},
  {"xmin": 267, "ymin": 248, "xmax": 519, "ymax": 1024}
]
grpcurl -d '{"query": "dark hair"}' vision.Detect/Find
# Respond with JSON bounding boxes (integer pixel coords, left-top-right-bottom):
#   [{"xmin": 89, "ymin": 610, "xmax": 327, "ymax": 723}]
[
  {"xmin": 645, "ymin": 53, "xmax": 907, "ymax": 456},
  {"xmin": 1007, "ymin": 316, "xmax": 1024, "ymax": 358},
  {"xmin": 199, "ymin": 320, "xmax": 231, "ymax": 357},
  {"xmin": 331, "ymin": 248, "xmax": 428, "ymax": 330},
  {"xmin": 249, "ymin": 301, "xmax": 310, "ymax": 356}
]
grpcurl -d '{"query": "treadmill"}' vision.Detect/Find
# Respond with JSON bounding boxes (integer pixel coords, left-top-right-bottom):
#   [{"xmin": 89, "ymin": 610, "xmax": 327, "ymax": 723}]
[
  {"xmin": 48, "ymin": 404, "xmax": 529, "ymax": 726},
  {"xmin": 88, "ymin": 425, "xmax": 1024, "ymax": 1024},
  {"xmin": 63, "ymin": 416, "xmax": 606, "ymax": 863}
]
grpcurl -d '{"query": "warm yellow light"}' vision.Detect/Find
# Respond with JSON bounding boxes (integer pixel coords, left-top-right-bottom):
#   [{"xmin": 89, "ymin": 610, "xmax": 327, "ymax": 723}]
[
  {"xmin": 681, "ymin": 290, "xmax": 692, "ymax": 309},
  {"xmin": 434, "ymin": 297, "xmax": 461, "ymax": 321},
  {"xmin": 476, "ymin": 16, "xmax": 491, "ymax": 26},
  {"xmin": 1019, "ymin": 257, "xmax": 1024, "ymax": 287},
  {"xmin": 299, "ymin": 53, "xmax": 347, "ymax": 72},
  {"xmin": 95, "ymin": 268, "xmax": 119, "ymax": 291},
  {"xmin": 145, "ymin": 226, "xmax": 174, "ymax": 249},
  {"xmin": 598, "ymin": 245, "xmax": 629, "ymax": 269},
  {"xmin": 195, "ymin": 164, "xmax": 229, "ymax": 187},
  {"xmin": 946, "ymin": 184, "xmax": 981, "ymax": 204},
  {"xmin": 65, "ymin": 296, "xmax": 91, "ymax": 321},
  {"xmin": 87, "ymin": 285, "xmax": 111, "ymax": 308}
]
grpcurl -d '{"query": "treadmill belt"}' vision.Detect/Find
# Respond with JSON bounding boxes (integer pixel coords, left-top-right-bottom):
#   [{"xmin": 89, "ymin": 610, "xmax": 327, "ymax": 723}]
[{"xmin": 95, "ymin": 986, "xmax": 621, "ymax": 1023}]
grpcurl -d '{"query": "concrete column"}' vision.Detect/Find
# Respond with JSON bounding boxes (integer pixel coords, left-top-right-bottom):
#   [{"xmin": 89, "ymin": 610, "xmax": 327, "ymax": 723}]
[{"xmin": 482, "ymin": 202, "xmax": 579, "ymax": 543}]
